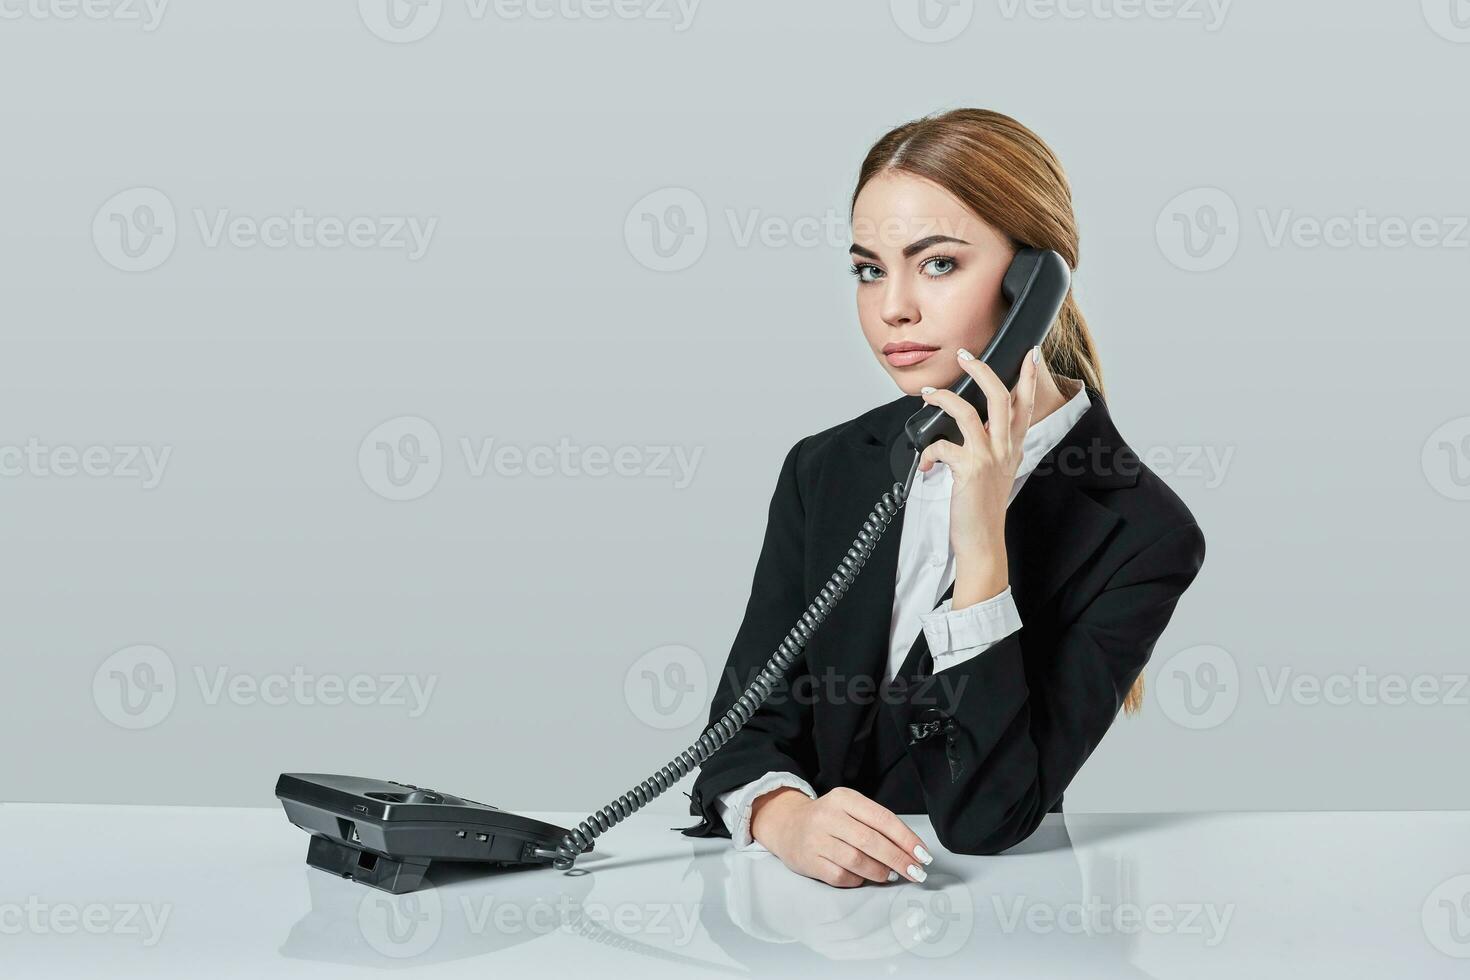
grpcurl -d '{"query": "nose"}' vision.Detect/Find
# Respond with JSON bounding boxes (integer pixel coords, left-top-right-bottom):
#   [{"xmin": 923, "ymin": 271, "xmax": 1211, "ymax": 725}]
[{"xmin": 880, "ymin": 277, "xmax": 920, "ymax": 330}]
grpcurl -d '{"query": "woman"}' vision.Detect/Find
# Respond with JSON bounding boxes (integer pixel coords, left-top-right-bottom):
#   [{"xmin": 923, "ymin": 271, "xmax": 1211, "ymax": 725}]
[{"xmin": 679, "ymin": 109, "xmax": 1206, "ymax": 888}]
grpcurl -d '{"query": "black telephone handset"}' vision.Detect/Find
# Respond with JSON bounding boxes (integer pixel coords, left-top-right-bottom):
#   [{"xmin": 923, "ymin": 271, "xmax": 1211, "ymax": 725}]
[
  {"xmin": 275, "ymin": 247, "xmax": 1076, "ymax": 884},
  {"xmin": 902, "ymin": 247, "xmax": 1071, "ymax": 456}
]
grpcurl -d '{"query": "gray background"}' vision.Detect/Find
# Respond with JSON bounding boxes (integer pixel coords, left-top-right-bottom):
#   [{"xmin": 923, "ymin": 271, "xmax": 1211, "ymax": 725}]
[{"xmin": 2, "ymin": 0, "xmax": 1466, "ymax": 816}]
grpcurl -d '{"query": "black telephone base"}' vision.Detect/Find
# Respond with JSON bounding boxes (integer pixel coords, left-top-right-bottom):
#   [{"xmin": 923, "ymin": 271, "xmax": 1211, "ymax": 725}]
[{"xmin": 276, "ymin": 773, "xmax": 584, "ymax": 893}]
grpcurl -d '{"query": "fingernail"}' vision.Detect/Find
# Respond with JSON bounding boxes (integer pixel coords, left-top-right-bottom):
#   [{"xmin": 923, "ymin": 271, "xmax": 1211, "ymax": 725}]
[
  {"xmin": 1031, "ymin": 345, "xmax": 1041, "ymax": 364},
  {"xmin": 907, "ymin": 864, "xmax": 927, "ymax": 882},
  {"xmin": 920, "ymin": 386, "xmax": 936, "ymax": 395},
  {"xmin": 914, "ymin": 844, "xmax": 933, "ymax": 865},
  {"xmin": 957, "ymin": 348, "xmax": 975, "ymax": 361},
  {"xmin": 887, "ymin": 870, "xmax": 899, "ymax": 882}
]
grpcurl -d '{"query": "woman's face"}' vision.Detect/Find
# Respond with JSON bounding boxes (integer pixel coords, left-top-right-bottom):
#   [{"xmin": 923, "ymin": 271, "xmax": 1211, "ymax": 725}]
[{"xmin": 850, "ymin": 170, "xmax": 1016, "ymax": 395}]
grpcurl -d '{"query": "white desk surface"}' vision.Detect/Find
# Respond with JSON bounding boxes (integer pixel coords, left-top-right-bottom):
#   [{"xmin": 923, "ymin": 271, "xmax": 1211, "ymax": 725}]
[{"xmin": 4, "ymin": 803, "xmax": 1467, "ymax": 978}]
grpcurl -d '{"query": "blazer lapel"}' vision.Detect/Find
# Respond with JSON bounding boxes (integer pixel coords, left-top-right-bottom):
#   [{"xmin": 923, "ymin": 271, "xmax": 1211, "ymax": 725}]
[{"xmin": 833, "ymin": 392, "xmax": 925, "ymax": 686}]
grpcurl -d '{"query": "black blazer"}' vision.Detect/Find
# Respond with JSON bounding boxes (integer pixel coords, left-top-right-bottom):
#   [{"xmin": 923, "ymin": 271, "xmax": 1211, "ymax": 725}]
[{"xmin": 678, "ymin": 383, "xmax": 1206, "ymax": 855}]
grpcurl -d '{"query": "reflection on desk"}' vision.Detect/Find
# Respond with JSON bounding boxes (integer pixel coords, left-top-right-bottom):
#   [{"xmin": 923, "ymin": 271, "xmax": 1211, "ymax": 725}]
[{"xmin": 2, "ymin": 803, "xmax": 1467, "ymax": 978}]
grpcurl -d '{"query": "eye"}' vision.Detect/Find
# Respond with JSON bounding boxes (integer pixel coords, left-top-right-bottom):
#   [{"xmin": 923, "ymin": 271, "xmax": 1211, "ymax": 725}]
[
  {"xmin": 849, "ymin": 262, "xmax": 884, "ymax": 284},
  {"xmin": 920, "ymin": 255, "xmax": 956, "ymax": 278}
]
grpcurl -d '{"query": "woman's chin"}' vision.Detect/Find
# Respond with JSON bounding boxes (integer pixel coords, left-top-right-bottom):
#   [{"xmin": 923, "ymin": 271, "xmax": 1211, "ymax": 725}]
[{"xmin": 891, "ymin": 369, "xmax": 961, "ymax": 397}]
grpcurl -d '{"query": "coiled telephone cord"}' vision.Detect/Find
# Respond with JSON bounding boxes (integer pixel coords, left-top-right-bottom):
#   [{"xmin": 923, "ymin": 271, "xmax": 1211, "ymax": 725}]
[{"xmin": 545, "ymin": 453, "xmax": 920, "ymax": 871}]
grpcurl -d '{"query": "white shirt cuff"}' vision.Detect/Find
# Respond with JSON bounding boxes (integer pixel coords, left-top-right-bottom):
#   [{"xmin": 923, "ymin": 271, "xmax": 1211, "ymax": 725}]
[
  {"xmin": 921, "ymin": 585, "xmax": 1024, "ymax": 671},
  {"xmin": 714, "ymin": 772, "xmax": 817, "ymax": 850}
]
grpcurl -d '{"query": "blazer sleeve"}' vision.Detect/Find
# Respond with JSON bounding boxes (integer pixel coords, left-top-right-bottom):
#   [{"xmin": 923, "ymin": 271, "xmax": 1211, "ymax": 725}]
[
  {"xmin": 680, "ymin": 437, "xmax": 819, "ymax": 838},
  {"xmin": 883, "ymin": 520, "xmax": 1207, "ymax": 855}
]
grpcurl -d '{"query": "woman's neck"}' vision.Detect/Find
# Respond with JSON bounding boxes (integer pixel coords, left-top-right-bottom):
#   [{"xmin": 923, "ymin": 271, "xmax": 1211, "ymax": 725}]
[{"xmin": 1032, "ymin": 368, "xmax": 1082, "ymax": 426}]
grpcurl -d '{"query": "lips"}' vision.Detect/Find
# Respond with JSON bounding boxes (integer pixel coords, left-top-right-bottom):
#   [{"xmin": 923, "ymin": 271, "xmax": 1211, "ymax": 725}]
[{"xmin": 883, "ymin": 341, "xmax": 940, "ymax": 367}]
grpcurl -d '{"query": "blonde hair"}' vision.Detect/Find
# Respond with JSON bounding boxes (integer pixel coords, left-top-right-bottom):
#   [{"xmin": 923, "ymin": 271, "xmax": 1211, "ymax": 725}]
[{"xmin": 852, "ymin": 108, "xmax": 1144, "ymax": 716}]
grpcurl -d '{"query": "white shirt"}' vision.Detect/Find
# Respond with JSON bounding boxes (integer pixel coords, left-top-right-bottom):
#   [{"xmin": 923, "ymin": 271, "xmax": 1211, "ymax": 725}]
[{"xmin": 714, "ymin": 383, "xmax": 1093, "ymax": 849}]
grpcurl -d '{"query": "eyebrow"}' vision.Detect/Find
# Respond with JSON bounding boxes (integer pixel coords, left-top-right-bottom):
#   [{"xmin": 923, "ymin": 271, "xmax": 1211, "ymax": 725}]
[{"xmin": 849, "ymin": 234, "xmax": 971, "ymax": 261}]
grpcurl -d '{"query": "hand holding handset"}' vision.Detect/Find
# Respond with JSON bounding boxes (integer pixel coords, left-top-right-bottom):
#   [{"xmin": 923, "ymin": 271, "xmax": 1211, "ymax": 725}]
[{"xmin": 901, "ymin": 247, "xmax": 1071, "ymax": 459}]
